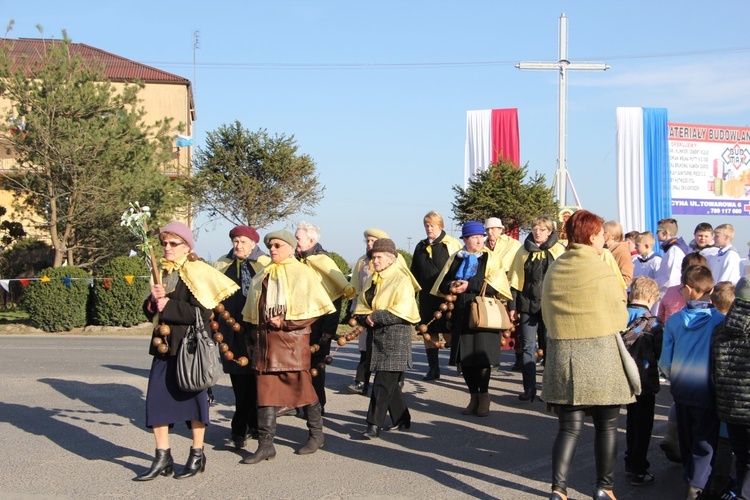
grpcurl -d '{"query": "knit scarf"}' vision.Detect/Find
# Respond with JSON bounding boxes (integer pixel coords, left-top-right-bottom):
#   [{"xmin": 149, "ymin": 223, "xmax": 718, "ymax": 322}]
[{"xmin": 455, "ymin": 250, "xmax": 480, "ymax": 280}]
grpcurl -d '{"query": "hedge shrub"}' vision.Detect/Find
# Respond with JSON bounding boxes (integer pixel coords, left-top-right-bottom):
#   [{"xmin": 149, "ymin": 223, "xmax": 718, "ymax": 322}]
[
  {"xmin": 24, "ymin": 266, "xmax": 91, "ymax": 332},
  {"xmin": 92, "ymin": 256, "xmax": 150, "ymax": 327}
]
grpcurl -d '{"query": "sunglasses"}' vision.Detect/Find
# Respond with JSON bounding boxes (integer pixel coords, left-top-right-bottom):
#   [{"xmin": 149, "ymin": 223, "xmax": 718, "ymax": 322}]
[
  {"xmin": 161, "ymin": 240, "xmax": 184, "ymax": 248},
  {"xmin": 269, "ymin": 243, "xmax": 287, "ymax": 249}
]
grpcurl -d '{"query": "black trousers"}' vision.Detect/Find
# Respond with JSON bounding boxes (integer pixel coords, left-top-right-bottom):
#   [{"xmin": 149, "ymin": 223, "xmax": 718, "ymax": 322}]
[
  {"xmin": 462, "ymin": 366, "xmax": 491, "ymax": 393},
  {"xmin": 311, "ymin": 352, "xmax": 327, "ymax": 408},
  {"xmin": 727, "ymin": 423, "xmax": 750, "ymax": 500},
  {"xmin": 366, "ymin": 371, "xmax": 410, "ymax": 427},
  {"xmin": 625, "ymin": 392, "xmax": 656, "ymax": 475},
  {"xmin": 229, "ymin": 373, "xmax": 258, "ymax": 438},
  {"xmin": 355, "ymin": 351, "xmax": 371, "ymax": 385},
  {"xmin": 551, "ymin": 405, "xmax": 620, "ymax": 496}
]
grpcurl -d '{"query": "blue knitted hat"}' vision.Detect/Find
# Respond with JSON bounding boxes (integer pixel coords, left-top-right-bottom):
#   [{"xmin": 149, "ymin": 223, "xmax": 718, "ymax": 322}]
[{"xmin": 461, "ymin": 221, "xmax": 486, "ymax": 238}]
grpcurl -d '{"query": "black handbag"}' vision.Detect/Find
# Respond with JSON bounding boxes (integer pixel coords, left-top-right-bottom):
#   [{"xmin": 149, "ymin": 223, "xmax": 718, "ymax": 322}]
[{"xmin": 176, "ymin": 307, "xmax": 221, "ymax": 392}]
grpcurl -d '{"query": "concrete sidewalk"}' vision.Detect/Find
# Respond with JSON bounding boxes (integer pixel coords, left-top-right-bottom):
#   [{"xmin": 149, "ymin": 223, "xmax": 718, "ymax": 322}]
[{"xmin": 0, "ymin": 335, "xmax": 689, "ymax": 499}]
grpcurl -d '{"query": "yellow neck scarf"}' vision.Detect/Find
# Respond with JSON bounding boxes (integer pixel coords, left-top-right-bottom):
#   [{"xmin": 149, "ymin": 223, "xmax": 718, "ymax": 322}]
[{"xmin": 354, "ymin": 263, "xmax": 420, "ymax": 323}]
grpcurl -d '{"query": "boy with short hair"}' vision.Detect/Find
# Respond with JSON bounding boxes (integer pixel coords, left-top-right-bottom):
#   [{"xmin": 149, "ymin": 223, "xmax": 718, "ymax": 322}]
[
  {"xmin": 655, "ymin": 218, "xmax": 691, "ymax": 296},
  {"xmin": 625, "ymin": 231, "xmax": 640, "ymax": 256},
  {"xmin": 623, "ymin": 276, "xmax": 663, "ymax": 486},
  {"xmin": 711, "ymin": 281, "xmax": 735, "ymax": 315},
  {"xmin": 659, "ymin": 265, "xmax": 725, "ymax": 499},
  {"xmin": 633, "ymin": 232, "xmax": 662, "ymax": 280},
  {"xmin": 707, "ymin": 224, "xmax": 742, "ymax": 285},
  {"xmin": 690, "ymin": 222, "xmax": 717, "ymax": 256}
]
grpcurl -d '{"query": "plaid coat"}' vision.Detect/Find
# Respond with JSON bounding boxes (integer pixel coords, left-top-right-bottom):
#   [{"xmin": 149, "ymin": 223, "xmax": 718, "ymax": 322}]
[{"xmin": 366, "ymin": 309, "xmax": 413, "ymax": 372}]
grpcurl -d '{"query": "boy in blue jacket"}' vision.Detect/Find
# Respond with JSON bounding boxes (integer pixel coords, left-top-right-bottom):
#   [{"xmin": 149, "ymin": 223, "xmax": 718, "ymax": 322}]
[{"xmin": 659, "ymin": 264, "xmax": 726, "ymax": 500}]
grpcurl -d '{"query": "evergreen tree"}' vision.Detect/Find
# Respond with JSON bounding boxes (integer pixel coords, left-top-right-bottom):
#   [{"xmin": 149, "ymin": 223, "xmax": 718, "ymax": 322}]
[
  {"xmin": 452, "ymin": 159, "xmax": 558, "ymax": 233},
  {"xmin": 0, "ymin": 31, "xmax": 186, "ymax": 269},
  {"xmin": 189, "ymin": 121, "xmax": 323, "ymax": 229}
]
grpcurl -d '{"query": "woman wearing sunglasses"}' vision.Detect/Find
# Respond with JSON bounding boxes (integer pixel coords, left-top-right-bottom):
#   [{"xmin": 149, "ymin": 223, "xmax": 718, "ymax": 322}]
[
  {"xmin": 136, "ymin": 221, "xmax": 238, "ymax": 481},
  {"xmin": 240, "ymin": 230, "xmax": 335, "ymax": 464}
]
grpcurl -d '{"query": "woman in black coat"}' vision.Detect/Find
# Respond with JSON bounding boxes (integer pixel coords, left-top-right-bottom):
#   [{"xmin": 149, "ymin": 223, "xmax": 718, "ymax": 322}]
[
  {"xmin": 434, "ymin": 221, "xmax": 511, "ymax": 417},
  {"xmin": 136, "ymin": 222, "xmax": 238, "ymax": 481}
]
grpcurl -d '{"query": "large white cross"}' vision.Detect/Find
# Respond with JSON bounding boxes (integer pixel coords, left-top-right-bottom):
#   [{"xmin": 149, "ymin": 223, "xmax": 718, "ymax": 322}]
[{"xmin": 516, "ymin": 13, "xmax": 609, "ymax": 207}]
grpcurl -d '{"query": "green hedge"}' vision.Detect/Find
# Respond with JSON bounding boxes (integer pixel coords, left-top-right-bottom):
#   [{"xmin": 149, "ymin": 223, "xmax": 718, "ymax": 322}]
[
  {"xmin": 92, "ymin": 256, "xmax": 150, "ymax": 327},
  {"xmin": 24, "ymin": 266, "xmax": 91, "ymax": 332}
]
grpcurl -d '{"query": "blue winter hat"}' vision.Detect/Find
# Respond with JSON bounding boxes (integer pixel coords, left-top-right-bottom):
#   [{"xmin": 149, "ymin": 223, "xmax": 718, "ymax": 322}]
[{"xmin": 461, "ymin": 221, "xmax": 486, "ymax": 238}]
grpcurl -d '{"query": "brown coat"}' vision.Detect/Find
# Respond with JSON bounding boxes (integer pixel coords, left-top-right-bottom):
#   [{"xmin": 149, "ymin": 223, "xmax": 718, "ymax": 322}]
[
  {"xmin": 608, "ymin": 241, "xmax": 634, "ymax": 287},
  {"xmin": 250, "ymin": 278, "xmax": 318, "ymax": 373}
]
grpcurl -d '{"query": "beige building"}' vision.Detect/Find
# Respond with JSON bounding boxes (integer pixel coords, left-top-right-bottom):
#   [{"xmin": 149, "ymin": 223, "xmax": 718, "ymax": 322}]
[{"xmin": 0, "ymin": 38, "xmax": 195, "ymax": 233}]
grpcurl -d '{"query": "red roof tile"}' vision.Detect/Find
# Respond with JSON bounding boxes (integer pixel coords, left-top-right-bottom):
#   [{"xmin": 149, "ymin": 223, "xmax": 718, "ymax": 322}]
[{"xmin": 1, "ymin": 38, "xmax": 191, "ymax": 85}]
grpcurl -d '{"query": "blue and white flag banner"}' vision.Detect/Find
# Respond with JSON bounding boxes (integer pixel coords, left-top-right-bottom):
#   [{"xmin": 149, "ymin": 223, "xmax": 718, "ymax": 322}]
[{"xmin": 616, "ymin": 107, "xmax": 671, "ymax": 233}]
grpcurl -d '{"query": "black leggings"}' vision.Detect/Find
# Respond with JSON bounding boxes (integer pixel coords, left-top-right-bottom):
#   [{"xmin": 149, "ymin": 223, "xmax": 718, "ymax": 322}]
[
  {"xmin": 462, "ymin": 366, "xmax": 491, "ymax": 393},
  {"xmin": 551, "ymin": 404, "xmax": 620, "ymax": 495}
]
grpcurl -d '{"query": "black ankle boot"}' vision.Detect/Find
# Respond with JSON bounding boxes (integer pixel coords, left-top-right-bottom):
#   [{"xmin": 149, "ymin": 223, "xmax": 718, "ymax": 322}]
[
  {"xmin": 134, "ymin": 448, "xmax": 173, "ymax": 481},
  {"xmin": 362, "ymin": 423, "xmax": 380, "ymax": 439},
  {"xmin": 173, "ymin": 447, "xmax": 205, "ymax": 479}
]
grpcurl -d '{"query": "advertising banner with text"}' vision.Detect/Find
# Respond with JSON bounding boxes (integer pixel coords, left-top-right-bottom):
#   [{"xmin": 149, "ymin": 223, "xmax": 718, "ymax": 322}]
[{"xmin": 669, "ymin": 122, "xmax": 750, "ymax": 216}]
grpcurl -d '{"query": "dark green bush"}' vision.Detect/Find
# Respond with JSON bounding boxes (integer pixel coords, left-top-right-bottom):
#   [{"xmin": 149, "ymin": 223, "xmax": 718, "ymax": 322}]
[
  {"xmin": 92, "ymin": 256, "xmax": 150, "ymax": 327},
  {"xmin": 23, "ymin": 266, "xmax": 91, "ymax": 332}
]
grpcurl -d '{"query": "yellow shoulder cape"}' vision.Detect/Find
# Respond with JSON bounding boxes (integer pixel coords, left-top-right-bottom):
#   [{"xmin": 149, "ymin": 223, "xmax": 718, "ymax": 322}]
[
  {"xmin": 353, "ymin": 262, "xmax": 421, "ymax": 323},
  {"xmin": 299, "ymin": 253, "xmax": 355, "ymax": 301},
  {"xmin": 242, "ymin": 257, "xmax": 335, "ymax": 324},
  {"xmin": 600, "ymin": 248, "xmax": 627, "ymax": 290},
  {"xmin": 213, "ymin": 254, "xmax": 271, "ymax": 275},
  {"xmin": 429, "ymin": 247, "xmax": 511, "ymax": 300},
  {"xmin": 508, "ymin": 242, "xmax": 566, "ymax": 292},
  {"xmin": 176, "ymin": 259, "xmax": 240, "ymax": 310}
]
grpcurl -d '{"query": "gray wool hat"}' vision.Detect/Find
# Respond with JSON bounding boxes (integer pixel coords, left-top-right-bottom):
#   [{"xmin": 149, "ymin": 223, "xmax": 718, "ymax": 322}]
[
  {"xmin": 735, "ymin": 277, "xmax": 750, "ymax": 302},
  {"xmin": 263, "ymin": 230, "xmax": 297, "ymax": 249}
]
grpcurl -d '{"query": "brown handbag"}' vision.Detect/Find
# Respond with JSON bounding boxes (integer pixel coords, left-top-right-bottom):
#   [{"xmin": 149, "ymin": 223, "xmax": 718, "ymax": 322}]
[{"xmin": 469, "ymin": 282, "xmax": 512, "ymax": 331}]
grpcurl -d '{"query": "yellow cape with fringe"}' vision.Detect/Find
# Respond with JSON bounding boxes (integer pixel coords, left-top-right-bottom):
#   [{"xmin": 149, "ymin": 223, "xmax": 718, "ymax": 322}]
[
  {"xmin": 298, "ymin": 253, "xmax": 355, "ymax": 301},
  {"xmin": 429, "ymin": 247, "xmax": 512, "ymax": 300},
  {"xmin": 242, "ymin": 257, "xmax": 335, "ymax": 324},
  {"xmin": 353, "ymin": 261, "xmax": 421, "ymax": 323}
]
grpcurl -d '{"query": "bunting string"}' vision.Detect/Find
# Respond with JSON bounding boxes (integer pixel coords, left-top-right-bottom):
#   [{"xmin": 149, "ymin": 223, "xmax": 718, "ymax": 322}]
[{"xmin": 0, "ymin": 275, "xmax": 151, "ymax": 292}]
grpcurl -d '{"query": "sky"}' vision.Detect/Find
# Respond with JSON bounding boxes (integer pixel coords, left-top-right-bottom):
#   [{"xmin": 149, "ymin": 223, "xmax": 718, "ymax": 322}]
[{"xmin": 4, "ymin": 1, "xmax": 750, "ymax": 264}]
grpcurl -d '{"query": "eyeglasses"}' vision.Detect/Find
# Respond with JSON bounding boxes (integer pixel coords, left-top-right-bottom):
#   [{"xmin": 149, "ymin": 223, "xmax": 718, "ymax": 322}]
[
  {"xmin": 161, "ymin": 240, "xmax": 183, "ymax": 248},
  {"xmin": 269, "ymin": 243, "xmax": 287, "ymax": 249}
]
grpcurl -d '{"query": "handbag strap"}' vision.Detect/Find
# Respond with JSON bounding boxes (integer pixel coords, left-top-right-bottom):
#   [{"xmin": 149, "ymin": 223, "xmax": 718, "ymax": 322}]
[{"xmin": 478, "ymin": 281, "xmax": 488, "ymax": 298}]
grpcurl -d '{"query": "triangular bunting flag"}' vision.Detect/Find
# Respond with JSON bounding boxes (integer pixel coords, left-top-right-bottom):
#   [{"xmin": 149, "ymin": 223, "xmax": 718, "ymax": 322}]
[
  {"xmin": 61, "ymin": 277, "xmax": 71, "ymax": 289},
  {"xmin": 19, "ymin": 279, "xmax": 30, "ymax": 286},
  {"xmin": 103, "ymin": 278, "xmax": 111, "ymax": 290},
  {"xmin": 40, "ymin": 276, "xmax": 51, "ymax": 282},
  {"xmin": 124, "ymin": 275, "xmax": 134, "ymax": 285},
  {"xmin": 0, "ymin": 279, "xmax": 9, "ymax": 292}
]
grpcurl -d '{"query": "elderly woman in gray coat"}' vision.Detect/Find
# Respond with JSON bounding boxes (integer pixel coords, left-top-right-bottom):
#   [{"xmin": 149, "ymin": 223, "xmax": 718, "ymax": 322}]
[{"xmin": 353, "ymin": 238, "xmax": 421, "ymax": 439}]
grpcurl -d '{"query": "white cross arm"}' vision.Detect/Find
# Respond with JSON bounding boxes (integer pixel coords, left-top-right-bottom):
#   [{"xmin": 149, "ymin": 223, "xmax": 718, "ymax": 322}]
[{"xmin": 516, "ymin": 61, "xmax": 610, "ymax": 71}]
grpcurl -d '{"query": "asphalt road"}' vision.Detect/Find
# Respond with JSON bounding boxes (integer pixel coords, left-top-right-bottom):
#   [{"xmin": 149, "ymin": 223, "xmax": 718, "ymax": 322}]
[{"xmin": 0, "ymin": 334, "xmax": 691, "ymax": 499}]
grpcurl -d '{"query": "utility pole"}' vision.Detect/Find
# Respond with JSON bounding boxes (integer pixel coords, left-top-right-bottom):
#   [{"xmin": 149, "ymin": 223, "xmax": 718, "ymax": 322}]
[{"xmin": 516, "ymin": 13, "xmax": 609, "ymax": 207}]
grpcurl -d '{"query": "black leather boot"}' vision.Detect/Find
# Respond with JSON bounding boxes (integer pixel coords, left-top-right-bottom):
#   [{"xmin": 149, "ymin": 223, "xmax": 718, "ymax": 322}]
[
  {"xmin": 173, "ymin": 447, "xmax": 205, "ymax": 479},
  {"xmin": 362, "ymin": 423, "xmax": 381, "ymax": 439},
  {"xmin": 298, "ymin": 402, "xmax": 324, "ymax": 455},
  {"xmin": 242, "ymin": 406, "xmax": 277, "ymax": 464},
  {"xmin": 134, "ymin": 448, "xmax": 173, "ymax": 481},
  {"xmin": 423, "ymin": 348, "xmax": 441, "ymax": 380}
]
